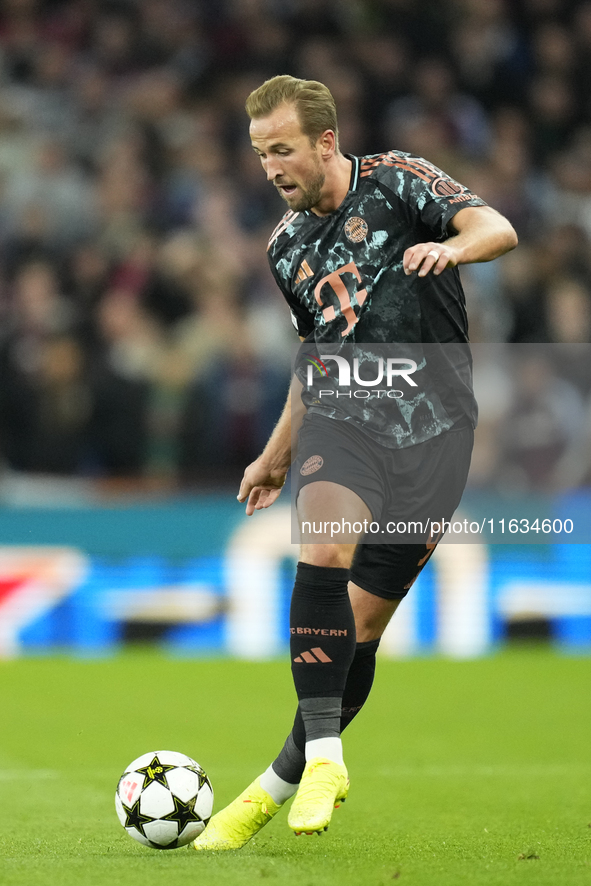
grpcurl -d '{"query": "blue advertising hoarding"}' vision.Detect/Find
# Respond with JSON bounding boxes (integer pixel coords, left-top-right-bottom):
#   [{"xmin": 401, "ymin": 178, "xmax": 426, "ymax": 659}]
[{"xmin": 0, "ymin": 494, "xmax": 590, "ymax": 658}]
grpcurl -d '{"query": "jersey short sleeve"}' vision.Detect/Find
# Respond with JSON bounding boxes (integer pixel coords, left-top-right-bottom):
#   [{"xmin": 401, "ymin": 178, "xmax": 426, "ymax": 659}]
[
  {"xmin": 366, "ymin": 152, "xmax": 487, "ymax": 240},
  {"xmin": 268, "ymin": 258, "xmax": 314, "ymax": 337},
  {"xmin": 266, "ymin": 209, "xmax": 319, "ymax": 338}
]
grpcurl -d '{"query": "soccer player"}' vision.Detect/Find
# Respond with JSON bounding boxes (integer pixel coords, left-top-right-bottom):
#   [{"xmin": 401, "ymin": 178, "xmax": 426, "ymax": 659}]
[{"xmin": 193, "ymin": 75, "xmax": 517, "ymax": 850}]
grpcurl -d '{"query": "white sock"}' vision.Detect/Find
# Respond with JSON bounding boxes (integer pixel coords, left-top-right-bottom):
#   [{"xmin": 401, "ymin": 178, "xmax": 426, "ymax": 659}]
[
  {"xmin": 259, "ymin": 765, "xmax": 299, "ymax": 805},
  {"xmin": 305, "ymin": 737, "xmax": 344, "ymax": 765}
]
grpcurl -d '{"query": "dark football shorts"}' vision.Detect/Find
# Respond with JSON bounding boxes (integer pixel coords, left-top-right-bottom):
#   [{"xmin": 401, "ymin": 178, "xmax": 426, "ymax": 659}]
[{"xmin": 293, "ymin": 412, "xmax": 474, "ymax": 600}]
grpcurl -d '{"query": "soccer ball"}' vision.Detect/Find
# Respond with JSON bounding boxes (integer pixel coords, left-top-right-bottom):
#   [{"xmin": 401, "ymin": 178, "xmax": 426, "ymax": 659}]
[{"xmin": 115, "ymin": 750, "xmax": 213, "ymax": 849}]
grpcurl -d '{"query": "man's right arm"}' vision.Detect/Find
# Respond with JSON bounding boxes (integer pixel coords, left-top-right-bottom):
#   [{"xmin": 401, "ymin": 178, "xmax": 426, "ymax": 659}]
[{"xmin": 237, "ymin": 374, "xmax": 306, "ymax": 516}]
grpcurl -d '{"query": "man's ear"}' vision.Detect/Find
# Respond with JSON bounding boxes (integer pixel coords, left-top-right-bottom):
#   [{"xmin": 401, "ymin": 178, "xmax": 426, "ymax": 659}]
[{"xmin": 318, "ymin": 129, "xmax": 337, "ymax": 158}]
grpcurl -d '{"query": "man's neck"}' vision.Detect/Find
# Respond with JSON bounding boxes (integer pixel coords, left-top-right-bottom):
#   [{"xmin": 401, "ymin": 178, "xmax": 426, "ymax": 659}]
[{"xmin": 311, "ymin": 153, "xmax": 353, "ymax": 217}]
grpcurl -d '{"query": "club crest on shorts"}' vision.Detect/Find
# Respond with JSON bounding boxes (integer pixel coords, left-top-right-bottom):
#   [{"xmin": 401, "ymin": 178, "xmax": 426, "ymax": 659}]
[
  {"xmin": 344, "ymin": 216, "xmax": 368, "ymax": 243},
  {"xmin": 300, "ymin": 455, "xmax": 324, "ymax": 475}
]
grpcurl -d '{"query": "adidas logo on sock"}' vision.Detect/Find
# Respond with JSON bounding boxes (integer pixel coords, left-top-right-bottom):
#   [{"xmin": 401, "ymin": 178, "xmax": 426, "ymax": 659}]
[{"xmin": 293, "ymin": 647, "xmax": 332, "ymax": 664}]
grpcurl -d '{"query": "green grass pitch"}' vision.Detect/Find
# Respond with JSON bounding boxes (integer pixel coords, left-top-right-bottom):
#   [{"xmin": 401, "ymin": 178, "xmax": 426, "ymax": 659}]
[{"xmin": 0, "ymin": 647, "xmax": 589, "ymax": 886}]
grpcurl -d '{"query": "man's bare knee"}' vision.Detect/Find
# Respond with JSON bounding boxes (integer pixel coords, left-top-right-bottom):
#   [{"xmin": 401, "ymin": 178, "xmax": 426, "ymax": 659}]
[
  {"xmin": 349, "ymin": 582, "xmax": 401, "ymax": 641},
  {"xmin": 300, "ymin": 543, "xmax": 356, "ymax": 570}
]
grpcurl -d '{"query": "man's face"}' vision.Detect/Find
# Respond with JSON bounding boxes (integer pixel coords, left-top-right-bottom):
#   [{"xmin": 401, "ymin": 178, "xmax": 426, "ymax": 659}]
[{"xmin": 249, "ymin": 103, "xmax": 326, "ymax": 212}]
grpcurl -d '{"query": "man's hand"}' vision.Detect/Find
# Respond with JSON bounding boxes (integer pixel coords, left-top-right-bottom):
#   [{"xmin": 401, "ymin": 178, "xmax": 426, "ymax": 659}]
[
  {"xmin": 403, "ymin": 241, "xmax": 458, "ymax": 277},
  {"xmin": 237, "ymin": 457, "xmax": 288, "ymax": 516},
  {"xmin": 403, "ymin": 206, "xmax": 518, "ymax": 277}
]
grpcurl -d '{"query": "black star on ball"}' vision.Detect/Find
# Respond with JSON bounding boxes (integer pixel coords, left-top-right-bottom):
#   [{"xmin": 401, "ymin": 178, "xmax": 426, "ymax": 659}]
[
  {"xmin": 162, "ymin": 795, "xmax": 202, "ymax": 831},
  {"xmin": 135, "ymin": 755, "xmax": 176, "ymax": 789},
  {"xmin": 187, "ymin": 764, "xmax": 209, "ymax": 791},
  {"xmin": 122, "ymin": 797, "xmax": 152, "ymax": 838}
]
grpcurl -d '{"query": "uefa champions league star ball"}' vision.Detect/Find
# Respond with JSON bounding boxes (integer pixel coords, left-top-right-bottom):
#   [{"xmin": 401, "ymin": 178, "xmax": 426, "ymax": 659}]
[{"xmin": 115, "ymin": 750, "xmax": 213, "ymax": 849}]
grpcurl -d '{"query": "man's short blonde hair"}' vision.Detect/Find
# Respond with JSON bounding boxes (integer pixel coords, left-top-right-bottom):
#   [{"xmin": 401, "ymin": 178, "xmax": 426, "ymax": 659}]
[{"xmin": 245, "ymin": 75, "xmax": 339, "ymax": 148}]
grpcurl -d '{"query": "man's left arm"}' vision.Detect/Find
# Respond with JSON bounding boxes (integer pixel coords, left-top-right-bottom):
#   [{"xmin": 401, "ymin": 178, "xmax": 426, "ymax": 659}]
[{"xmin": 403, "ymin": 205, "xmax": 518, "ymax": 278}]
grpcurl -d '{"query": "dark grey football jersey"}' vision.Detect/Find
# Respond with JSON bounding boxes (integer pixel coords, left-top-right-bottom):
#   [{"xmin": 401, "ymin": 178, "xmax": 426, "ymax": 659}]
[{"xmin": 268, "ymin": 151, "xmax": 483, "ymax": 447}]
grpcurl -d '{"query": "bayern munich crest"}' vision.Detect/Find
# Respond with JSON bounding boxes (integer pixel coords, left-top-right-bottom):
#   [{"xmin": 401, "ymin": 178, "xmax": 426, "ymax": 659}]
[
  {"xmin": 344, "ymin": 216, "xmax": 368, "ymax": 243},
  {"xmin": 300, "ymin": 455, "xmax": 324, "ymax": 476}
]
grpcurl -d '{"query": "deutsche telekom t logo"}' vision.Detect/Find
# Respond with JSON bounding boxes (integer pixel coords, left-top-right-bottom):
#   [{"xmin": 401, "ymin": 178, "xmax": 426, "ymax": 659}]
[{"xmin": 314, "ymin": 262, "xmax": 368, "ymax": 336}]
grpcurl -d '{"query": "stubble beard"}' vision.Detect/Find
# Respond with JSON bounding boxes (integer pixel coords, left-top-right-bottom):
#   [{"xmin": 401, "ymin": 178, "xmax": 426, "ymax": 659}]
[{"xmin": 278, "ymin": 164, "xmax": 326, "ymax": 212}]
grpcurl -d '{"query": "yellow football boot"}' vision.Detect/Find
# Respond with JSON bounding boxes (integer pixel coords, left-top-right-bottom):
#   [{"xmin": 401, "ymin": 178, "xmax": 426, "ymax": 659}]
[
  {"xmin": 287, "ymin": 758, "xmax": 349, "ymax": 836},
  {"xmin": 191, "ymin": 777, "xmax": 281, "ymax": 851}
]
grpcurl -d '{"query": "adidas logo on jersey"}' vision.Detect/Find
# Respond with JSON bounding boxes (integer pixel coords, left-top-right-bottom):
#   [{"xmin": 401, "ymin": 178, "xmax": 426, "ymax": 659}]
[
  {"xmin": 293, "ymin": 647, "xmax": 332, "ymax": 664},
  {"xmin": 296, "ymin": 260, "xmax": 314, "ymax": 284}
]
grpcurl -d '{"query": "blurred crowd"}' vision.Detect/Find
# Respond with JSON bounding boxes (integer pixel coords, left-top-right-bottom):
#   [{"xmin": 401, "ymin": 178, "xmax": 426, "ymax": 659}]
[{"xmin": 1, "ymin": 0, "xmax": 591, "ymax": 490}]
